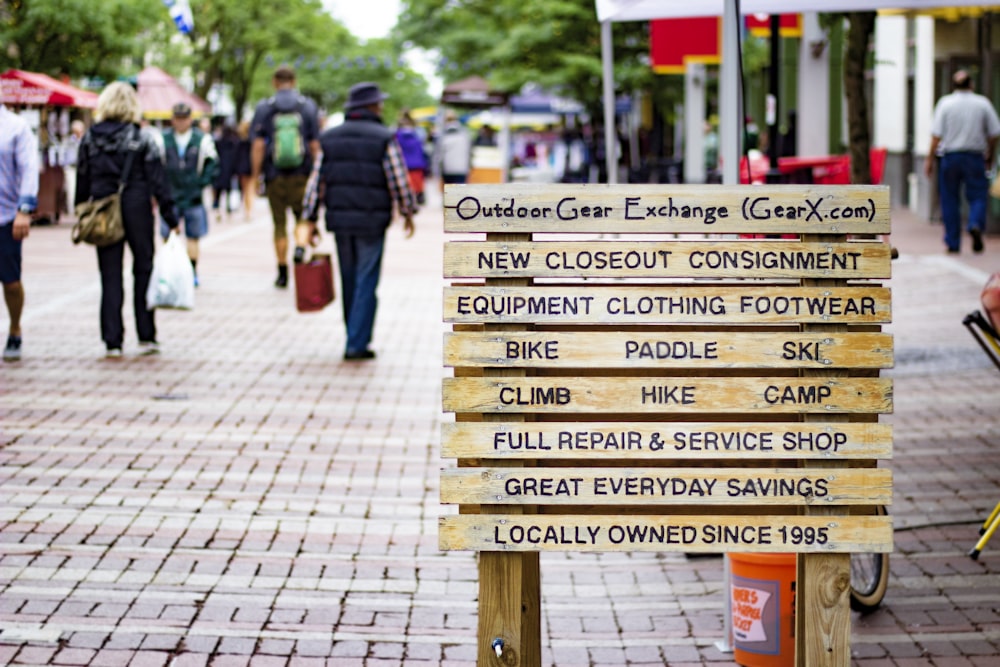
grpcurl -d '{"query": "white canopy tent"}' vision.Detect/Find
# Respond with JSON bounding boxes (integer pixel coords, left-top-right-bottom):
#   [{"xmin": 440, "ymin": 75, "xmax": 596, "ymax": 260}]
[{"xmin": 596, "ymin": 0, "xmax": 993, "ymax": 184}]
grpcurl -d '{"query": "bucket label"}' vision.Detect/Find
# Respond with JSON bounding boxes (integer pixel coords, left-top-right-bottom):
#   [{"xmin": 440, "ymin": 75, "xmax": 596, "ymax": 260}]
[{"xmin": 732, "ymin": 576, "xmax": 780, "ymax": 654}]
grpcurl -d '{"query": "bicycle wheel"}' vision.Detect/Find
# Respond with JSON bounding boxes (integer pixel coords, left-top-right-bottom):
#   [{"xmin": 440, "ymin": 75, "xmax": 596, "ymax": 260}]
[{"xmin": 850, "ymin": 506, "xmax": 890, "ymax": 612}]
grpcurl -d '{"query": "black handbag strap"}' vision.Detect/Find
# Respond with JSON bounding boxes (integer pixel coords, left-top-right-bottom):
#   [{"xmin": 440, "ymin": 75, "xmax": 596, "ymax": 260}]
[{"xmin": 117, "ymin": 127, "xmax": 141, "ymax": 195}]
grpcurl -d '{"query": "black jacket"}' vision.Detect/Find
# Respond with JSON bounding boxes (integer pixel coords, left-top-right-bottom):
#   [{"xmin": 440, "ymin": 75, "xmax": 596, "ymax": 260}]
[
  {"xmin": 318, "ymin": 108, "xmax": 393, "ymax": 235},
  {"xmin": 76, "ymin": 121, "xmax": 178, "ymax": 229}
]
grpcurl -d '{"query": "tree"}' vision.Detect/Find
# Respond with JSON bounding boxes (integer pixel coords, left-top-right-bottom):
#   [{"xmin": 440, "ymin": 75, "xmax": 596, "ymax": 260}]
[
  {"xmin": 397, "ymin": 0, "xmax": 651, "ymax": 119},
  {"xmin": 844, "ymin": 11, "xmax": 876, "ymax": 185},
  {"xmin": 0, "ymin": 0, "xmax": 171, "ymax": 80},
  {"xmin": 175, "ymin": 0, "xmax": 434, "ymax": 120},
  {"xmin": 1, "ymin": 0, "xmax": 433, "ymax": 121}
]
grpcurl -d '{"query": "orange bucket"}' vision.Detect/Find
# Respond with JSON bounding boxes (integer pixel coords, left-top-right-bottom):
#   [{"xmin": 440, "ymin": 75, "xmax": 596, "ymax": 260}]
[{"xmin": 729, "ymin": 553, "xmax": 796, "ymax": 667}]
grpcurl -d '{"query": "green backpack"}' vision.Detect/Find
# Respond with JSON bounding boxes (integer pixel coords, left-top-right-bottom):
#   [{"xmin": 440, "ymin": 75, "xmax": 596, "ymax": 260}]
[{"xmin": 272, "ymin": 106, "xmax": 304, "ymax": 169}]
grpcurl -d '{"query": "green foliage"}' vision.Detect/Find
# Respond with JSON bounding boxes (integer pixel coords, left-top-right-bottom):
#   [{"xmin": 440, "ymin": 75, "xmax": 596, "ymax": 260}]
[
  {"xmin": 0, "ymin": 0, "xmax": 170, "ymax": 80},
  {"xmin": 182, "ymin": 0, "xmax": 432, "ymax": 120},
  {"xmin": 398, "ymin": 0, "xmax": 653, "ymax": 117},
  {"xmin": 1, "ymin": 0, "xmax": 434, "ymax": 122}
]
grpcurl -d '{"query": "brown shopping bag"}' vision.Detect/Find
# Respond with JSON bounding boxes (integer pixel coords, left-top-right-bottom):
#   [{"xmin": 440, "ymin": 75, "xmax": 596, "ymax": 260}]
[{"xmin": 294, "ymin": 253, "xmax": 335, "ymax": 313}]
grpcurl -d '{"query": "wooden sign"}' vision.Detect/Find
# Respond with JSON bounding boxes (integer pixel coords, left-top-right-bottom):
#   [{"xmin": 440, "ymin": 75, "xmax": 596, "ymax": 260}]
[
  {"xmin": 439, "ymin": 514, "xmax": 894, "ymax": 553},
  {"xmin": 443, "ymin": 376, "xmax": 893, "ymax": 414},
  {"xmin": 444, "ymin": 285, "xmax": 891, "ymax": 324},
  {"xmin": 444, "ymin": 331, "xmax": 893, "ymax": 369},
  {"xmin": 440, "ymin": 467, "xmax": 892, "ymax": 506},
  {"xmin": 443, "ymin": 183, "xmax": 891, "ymax": 234},
  {"xmin": 445, "ymin": 240, "xmax": 892, "ymax": 279},
  {"xmin": 440, "ymin": 422, "xmax": 893, "ymax": 460}
]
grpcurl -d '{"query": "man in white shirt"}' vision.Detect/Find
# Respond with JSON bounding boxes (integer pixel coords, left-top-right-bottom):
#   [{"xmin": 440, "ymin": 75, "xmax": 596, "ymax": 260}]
[{"xmin": 924, "ymin": 69, "xmax": 1000, "ymax": 254}]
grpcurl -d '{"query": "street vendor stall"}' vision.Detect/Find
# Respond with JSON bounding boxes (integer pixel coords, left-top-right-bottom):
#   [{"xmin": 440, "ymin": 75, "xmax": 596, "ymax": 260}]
[
  {"xmin": 136, "ymin": 66, "xmax": 211, "ymax": 121},
  {"xmin": 1, "ymin": 69, "xmax": 98, "ymax": 223},
  {"xmin": 439, "ymin": 76, "xmax": 509, "ymax": 183}
]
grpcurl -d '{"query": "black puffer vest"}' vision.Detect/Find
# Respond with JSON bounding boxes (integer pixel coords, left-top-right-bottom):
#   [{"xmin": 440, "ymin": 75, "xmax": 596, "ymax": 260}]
[{"xmin": 319, "ymin": 109, "xmax": 393, "ymax": 235}]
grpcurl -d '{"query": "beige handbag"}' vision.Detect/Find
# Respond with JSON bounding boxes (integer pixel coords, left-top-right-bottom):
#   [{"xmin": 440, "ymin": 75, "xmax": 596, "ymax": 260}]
[
  {"xmin": 72, "ymin": 128, "xmax": 139, "ymax": 247},
  {"xmin": 72, "ymin": 191, "xmax": 125, "ymax": 246}
]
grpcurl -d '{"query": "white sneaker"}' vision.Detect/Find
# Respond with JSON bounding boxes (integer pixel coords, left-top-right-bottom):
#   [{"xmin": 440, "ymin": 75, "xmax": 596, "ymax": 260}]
[
  {"xmin": 105, "ymin": 348, "xmax": 123, "ymax": 359},
  {"xmin": 138, "ymin": 341, "xmax": 160, "ymax": 356}
]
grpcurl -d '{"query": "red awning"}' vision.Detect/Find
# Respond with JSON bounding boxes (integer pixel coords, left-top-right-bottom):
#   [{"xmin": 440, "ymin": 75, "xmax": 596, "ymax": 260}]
[
  {"xmin": 1, "ymin": 69, "xmax": 98, "ymax": 108},
  {"xmin": 136, "ymin": 66, "xmax": 212, "ymax": 120}
]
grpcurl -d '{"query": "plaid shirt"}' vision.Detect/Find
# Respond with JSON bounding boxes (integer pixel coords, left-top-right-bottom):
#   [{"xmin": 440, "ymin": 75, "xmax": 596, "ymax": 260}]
[{"xmin": 303, "ymin": 137, "xmax": 415, "ymax": 222}]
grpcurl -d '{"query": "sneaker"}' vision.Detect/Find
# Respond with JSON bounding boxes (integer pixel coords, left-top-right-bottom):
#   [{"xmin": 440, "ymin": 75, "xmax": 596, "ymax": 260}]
[
  {"xmin": 343, "ymin": 349, "xmax": 376, "ymax": 361},
  {"xmin": 105, "ymin": 348, "xmax": 123, "ymax": 359},
  {"xmin": 138, "ymin": 341, "xmax": 160, "ymax": 356},
  {"xmin": 193, "ymin": 273, "xmax": 200, "ymax": 288},
  {"xmin": 971, "ymin": 229, "xmax": 984, "ymax": 253},
  {"xmin": 4, "ymin": 335, "xmax": 22, "ymax": 361},
  {"xmin": 275, "ymin": 266, "xmax": 289, "ymax": 288}
]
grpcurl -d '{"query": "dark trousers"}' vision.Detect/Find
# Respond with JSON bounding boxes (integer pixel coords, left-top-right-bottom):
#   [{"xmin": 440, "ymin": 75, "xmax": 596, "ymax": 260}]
[
  {"xmin": 333, "ymin": 232, "xmax": 385, "ymax": 354},
  {"xmin": 97, "ymin": 215, "xmax": 156, "ymax": 348},
  {"xmin": 939, "ymin": 151, "xmax": 989, "ymax": 251}
]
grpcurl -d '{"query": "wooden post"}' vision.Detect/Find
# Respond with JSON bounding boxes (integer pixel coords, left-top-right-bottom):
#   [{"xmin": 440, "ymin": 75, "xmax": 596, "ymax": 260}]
[
  {"xmin": 796, "ymin": 232, "xmax": 853, "ymax": 666},
  {"xmin": 475, "ymin": 229, "xmax": 541, "ymax": 667}
]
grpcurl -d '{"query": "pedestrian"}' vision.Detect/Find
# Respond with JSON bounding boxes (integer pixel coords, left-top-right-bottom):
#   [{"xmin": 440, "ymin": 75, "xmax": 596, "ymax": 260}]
[
  {"xmin": 250, "ymin": 65, "xmax": 321, "ymax": 288},
  {"xmin": 1, "ymin": 101, "xmax": 39, "ymax": 362},
  {"xmin": 75, "ymin": 81, "xmax": 180, "ymax": 358},
  {"xmin": 62, "ymin": 119, "xmax": 86, "ymax": 217},
  {"xmin": 212, "ymin": 124, "xmax": 239, "ymax": 223},
  {"xmin": 924, "ymin": 69, "xmax": 1000, "ymax": 254},
  {"xmin": 160, "ymin": 102, "xmax": 218, "ymax": 287},
  {"xmin": 436, "ymin": 110, "xmax": 472, "ymax": 187},
  {"xmin": 395, "ymin": 109, "xmax": 428, "ymax": 205},
  {"xmin": 235, "ymin": 120, "xmax": 254, "ymax": 221},
  {"xmin": 300, "ymin": 81, "xmax": 416, "ymax": 361}
]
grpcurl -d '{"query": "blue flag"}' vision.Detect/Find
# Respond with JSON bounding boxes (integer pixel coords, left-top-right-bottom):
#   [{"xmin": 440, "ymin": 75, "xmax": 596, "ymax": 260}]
[{"xmin": 162, "ymin": 0, "xmax": 194, "ymax": 35}]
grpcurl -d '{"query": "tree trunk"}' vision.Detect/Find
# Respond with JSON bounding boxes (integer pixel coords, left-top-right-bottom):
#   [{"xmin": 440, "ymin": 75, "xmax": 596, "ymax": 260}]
[{"xmin": 844, "ymin": 12, "xmax": 876, "ymax": 185}]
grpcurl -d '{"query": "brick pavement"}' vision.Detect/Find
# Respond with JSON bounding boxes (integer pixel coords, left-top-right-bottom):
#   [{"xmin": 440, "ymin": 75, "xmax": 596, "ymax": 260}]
[{"xmin": 1, "ymin": 184, "xmax": 999, "ymax": 666}]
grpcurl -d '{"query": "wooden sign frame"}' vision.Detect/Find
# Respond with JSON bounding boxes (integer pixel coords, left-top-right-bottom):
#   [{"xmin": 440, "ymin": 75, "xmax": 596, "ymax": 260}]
[{"xmin": 441, "ymin": 184, "xmax": 893, "ymax": 667}]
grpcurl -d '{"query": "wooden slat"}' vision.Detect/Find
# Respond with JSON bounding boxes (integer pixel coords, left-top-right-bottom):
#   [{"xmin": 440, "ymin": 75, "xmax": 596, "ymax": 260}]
[
  {"xmin": 438, "ymin": 514, "xmax": 893, "ymax": 553},
  {"xmin": 440, "ymin": 467, "xmax": 891, "ymax": 506},
  {"xmin": 441, "ymin": 422, "xmax": 893, "ymax": 460},
  {"xmin": 445, "ymin": 285, "xmax": 891, "ymax": 324},
  {"xmin": 443, "ymin": 184, "xmax": 891, "ymax": 234},
  {"xmin": 442, "ymin": 376, "xmax": 893, "ymax": 414},
  {"xmin": 445, "ymin": 240, "xmax": 892, "ymax": 279},
  {"xmin": 444, "ymin": 331, "xmax": 893, "ymax": 369}
]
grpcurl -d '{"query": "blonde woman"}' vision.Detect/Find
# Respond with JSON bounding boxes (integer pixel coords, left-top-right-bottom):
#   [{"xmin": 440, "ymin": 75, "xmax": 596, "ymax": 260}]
[{"xmin": 75, "ymin": 82, "xmax": 179, "ymax": 357}]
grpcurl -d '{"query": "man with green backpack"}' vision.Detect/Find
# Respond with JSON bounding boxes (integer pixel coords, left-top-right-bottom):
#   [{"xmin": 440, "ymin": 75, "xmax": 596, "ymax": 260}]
[{"xmin": 250, "ymin": 66, "xmax": 321, "ymax": 288}]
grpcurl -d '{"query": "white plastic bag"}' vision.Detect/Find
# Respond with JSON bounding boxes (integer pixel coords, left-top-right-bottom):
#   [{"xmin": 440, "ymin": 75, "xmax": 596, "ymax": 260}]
[{"xmin": 146, "ymin": 233, "xmax": 195, "ymax": 310}]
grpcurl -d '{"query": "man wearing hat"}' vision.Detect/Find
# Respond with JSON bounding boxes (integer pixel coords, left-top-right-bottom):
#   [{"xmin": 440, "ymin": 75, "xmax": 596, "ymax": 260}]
[
  {"xmin": 301, "ymin": 81, "xmax": 415, "ymax": 361},
  {"xmin": 161, "ymin": 102, "xmax": 218, "ymax": 285},
  {"xmin": 925, "ymin": 69, "xmax": 1000, "ymax": 254}
]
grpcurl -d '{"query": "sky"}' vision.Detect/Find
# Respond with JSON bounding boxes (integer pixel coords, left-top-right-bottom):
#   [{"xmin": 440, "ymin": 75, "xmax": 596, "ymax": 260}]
[
  {"xmin": 322, "ymin": 0, "xmax": 442, "ymax": 97},
  {"xmin": 323, "ymin": 0, "xmax": 401, "ymax": 41}
]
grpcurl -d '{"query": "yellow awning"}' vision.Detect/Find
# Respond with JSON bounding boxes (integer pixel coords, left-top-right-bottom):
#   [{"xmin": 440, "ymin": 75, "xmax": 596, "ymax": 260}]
[{"xmin": 880, "ymin": 6, "xmax": 1000, "ymax": 21}]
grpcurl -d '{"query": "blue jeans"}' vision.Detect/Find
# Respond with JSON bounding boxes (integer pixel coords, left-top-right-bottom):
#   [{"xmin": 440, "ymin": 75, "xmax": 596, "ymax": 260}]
[
  {"xmin": 334, "ymin": 232, "xmax": 385, "ymax": 354},
  {"xmin": 160, "ymin": 205, "xmax": 208, "ymax": 240},
  {"xmin": 938, "ymin": 152, "xmax": 988, "ymax": 251}
]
